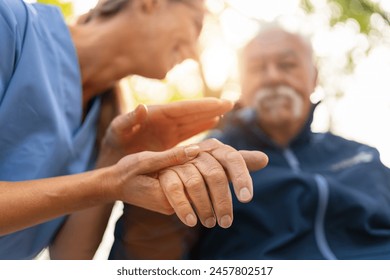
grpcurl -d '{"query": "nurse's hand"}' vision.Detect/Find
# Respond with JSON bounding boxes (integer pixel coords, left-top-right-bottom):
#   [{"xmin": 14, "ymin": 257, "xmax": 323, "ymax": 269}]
[
  {"xmin": 98, "ymin": 98, "xmax": 233, "ymax": 166},
  {"xmin": 111, "ymin": 145, "xmax": 201, "ymax": 215}
]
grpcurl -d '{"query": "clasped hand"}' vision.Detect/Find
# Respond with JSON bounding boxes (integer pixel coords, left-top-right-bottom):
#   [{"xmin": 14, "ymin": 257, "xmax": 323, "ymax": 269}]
[{"xmin": 99, "ymin": 98, "xmax": 268, "ymax": 228}]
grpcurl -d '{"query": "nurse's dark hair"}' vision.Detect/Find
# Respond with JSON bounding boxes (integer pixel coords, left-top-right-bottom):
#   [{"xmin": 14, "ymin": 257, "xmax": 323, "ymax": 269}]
[
  {"xmin": 92, "ymin": 0, "xmax": 130, "ymax": 17},
  {"xmin": 91, "ymin": 0, "xmax": 191, "ymax": 18}
]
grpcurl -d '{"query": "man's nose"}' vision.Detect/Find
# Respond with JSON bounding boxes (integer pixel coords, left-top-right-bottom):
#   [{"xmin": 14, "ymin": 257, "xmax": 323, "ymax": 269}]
[{"xmin": 263, "ymin": 64, "xmax": 283, "ymax": 86}]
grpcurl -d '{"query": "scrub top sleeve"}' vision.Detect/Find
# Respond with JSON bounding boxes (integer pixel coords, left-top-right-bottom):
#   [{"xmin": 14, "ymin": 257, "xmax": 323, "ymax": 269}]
[{"xmin": 0, "ymin": 4, "xmax": 18, "ymax": 99}]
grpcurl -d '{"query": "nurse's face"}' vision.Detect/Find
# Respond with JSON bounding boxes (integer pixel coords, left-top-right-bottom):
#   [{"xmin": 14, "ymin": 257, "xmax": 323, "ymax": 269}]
[{"xmin": 116, "ymin": 0, "xmax": 205, "ymax": 79}]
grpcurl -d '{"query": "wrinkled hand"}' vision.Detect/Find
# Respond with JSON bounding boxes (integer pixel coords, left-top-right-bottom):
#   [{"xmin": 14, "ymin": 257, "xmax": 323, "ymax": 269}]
[
  {"xmin": 111, "ymin": 139, "xmax": 268, "ymax": 229},
  {"xmin": 99, "ymin": 98, "xmax": 233, "ymax": 165},
  {"xmin": 159, "ymin": 139, "xmax": 268, "ymax": 228}
]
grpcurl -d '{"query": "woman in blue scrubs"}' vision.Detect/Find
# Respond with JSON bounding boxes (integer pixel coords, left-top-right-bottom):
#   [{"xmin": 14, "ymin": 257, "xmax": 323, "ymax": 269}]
[{"xmin": 0, "ymin": 0, "xmax": 267, "ymax": 259}]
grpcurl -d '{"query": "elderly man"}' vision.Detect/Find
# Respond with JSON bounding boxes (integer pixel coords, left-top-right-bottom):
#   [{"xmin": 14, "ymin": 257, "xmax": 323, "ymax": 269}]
[
  {"xmin": 111, "ymin": 26, "xmax": 390, "ymax": 260},
  {"xmin": 191, "ymin": 27, "xmax": 390, "ymax": 260}
]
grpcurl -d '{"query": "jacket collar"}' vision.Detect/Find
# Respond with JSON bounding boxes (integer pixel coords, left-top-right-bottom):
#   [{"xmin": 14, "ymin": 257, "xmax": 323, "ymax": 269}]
[{"xmin": 235, "ymin": 102, "xmax": 319, "ymax": 149}]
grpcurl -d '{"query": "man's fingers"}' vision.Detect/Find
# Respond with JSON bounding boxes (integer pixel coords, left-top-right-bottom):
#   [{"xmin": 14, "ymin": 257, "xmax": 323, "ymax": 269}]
[
  {"xmin": 173, "ymin": 164, "xmax": 216, "ymax": 228},
  {"xmin": 159, "ymin": 169, "xmax": 198, "ymax": 227},
  {"xmin": 196, "ymin": 139, "xmax": 268, "ymax": 203},
  {"xmin": 239, "ymin": 150, "xmax": 269, "ymax": 171},
  {"xmin": 209, "ymin": 146, "xmax": 254, "ymax": 203},
  {"xmin": 190, "ymin": 152, "xmax": 233, "ymax": 228},
  {"xmin": 136, "ymin": 145, "xmax": 200, "ymax": 174},
  {"xmin": 197, "ymin": 139, "xmax": 269, "ymax": 171}
]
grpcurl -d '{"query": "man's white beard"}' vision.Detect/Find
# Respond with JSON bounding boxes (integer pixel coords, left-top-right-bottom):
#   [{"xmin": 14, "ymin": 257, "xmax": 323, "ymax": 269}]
[{"xmin": 254, "ymin": 85, "xmax": 304, "ymax": 120}]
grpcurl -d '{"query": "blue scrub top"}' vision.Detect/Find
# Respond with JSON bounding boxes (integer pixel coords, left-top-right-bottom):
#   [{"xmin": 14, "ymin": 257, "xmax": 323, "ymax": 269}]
[{"xmin": 0, "ymin": 0, "xmax": 100, "ymax": 259}]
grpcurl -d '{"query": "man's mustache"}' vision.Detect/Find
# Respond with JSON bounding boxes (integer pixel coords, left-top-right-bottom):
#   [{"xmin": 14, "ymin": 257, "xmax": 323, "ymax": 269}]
[{"xmin": 254, "ymin": 85, "xmax": 303, "ymax": 118}]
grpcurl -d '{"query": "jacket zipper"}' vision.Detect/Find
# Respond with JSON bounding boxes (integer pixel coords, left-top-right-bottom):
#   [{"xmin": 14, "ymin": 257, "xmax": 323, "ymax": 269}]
[
  {"xmin": 313, "ymin": 174, "xmax": 337, "ymax": 260},
  {"xmin": 283, "ymin": 148, "xmax": 337, "ymax": 259}
]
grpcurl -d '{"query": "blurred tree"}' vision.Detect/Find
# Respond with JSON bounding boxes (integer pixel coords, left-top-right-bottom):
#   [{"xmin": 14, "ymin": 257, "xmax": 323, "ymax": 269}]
[
  {"xmin": 300, "ymin": 0, "xmax": 390, "ymax": 131},
  {"xmin": 301, "ymin": 0, "xmax": 389, "ymax": 34},
  {"xmin": 301, "ymin": 0, "xmax": 390, "ymax": 73}
]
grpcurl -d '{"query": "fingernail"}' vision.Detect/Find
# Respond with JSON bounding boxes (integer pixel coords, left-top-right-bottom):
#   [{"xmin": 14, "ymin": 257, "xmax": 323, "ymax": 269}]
[
  {"xmin": 184, "ymin": 145, "xmax": 200, "ymax": 158},
  {"xmin": 132, "ymin": 105, "xmax": 143, "ymax": 116},
  {"xmin": 205, "ymin": 217, "xmax": 216, "ymax": 228},
  {"xmin": 185, "ymin": 214, "xmax": 197, "ymax": 227},
  {"xmin": 239, "ymin": 187, "xmax": 252, "ymax": 202},
  {"xmin": 219, "ymin": 215, "xmax": 232, "ymax": 228}
]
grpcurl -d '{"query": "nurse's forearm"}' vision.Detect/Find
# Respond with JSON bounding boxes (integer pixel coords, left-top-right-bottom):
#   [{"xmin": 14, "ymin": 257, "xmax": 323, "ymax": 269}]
[
  {"xmin": 49, "ymin": 156, "xmax": 118, "ymax": 260},
  {"xmin": 0, "ymin": 167, "xmax": 118, "ymax": 236}
]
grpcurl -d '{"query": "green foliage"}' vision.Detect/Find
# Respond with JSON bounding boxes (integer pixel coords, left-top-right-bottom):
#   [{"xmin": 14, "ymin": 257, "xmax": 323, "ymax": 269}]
[
  {"xmin": 301, "ymin": 0, "xmax": 390, "ymax": 34},
  {"xmin": 37, "ymin": 0, "xmax": 74, "ymax": 19},
  {"xmin": 301, "ymin": 0, "xmax": 315, "ymax": 13}
]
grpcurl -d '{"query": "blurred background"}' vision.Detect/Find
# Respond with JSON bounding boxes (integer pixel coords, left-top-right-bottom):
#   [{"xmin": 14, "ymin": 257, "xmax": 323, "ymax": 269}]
[
  {"xmin": 31, "ymin": 0, "xmax": 390, "ymax": 165},
  {"xmin": 29, "ymin": 0, "xmax": 390, "ymax": 259}
]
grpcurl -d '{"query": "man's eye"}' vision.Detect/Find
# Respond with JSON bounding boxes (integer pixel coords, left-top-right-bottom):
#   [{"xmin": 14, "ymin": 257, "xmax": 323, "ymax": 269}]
[
  {"xmin": 279, "ymin": 62, "xmax": 297, "ymax": 70},
  {"xmin": 249, "ymin": 64, "xmax": 265, "ymax": 73}
]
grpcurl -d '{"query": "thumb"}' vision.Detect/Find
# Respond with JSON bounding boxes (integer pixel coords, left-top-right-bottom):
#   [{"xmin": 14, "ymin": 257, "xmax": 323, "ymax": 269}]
[
  {"xmin": 239, "ymin": 150, "xmax": 268, "ymax": 171},
  {"xmin": 114, "ymin": 104, "xmax": 148, "ymax": 134},
  {"xmin": 137, "ymin": 145, "xmax": 200, "ymax": 174}
]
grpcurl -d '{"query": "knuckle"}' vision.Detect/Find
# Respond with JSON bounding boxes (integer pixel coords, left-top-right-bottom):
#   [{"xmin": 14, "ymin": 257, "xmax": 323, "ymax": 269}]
[
  {"xmin": 209, "ymin": 138, "xmax": 221, "ymax": 144},
  {"xmin": 214, "ymin": 196, "xmax": 232, "ymax": 210},
  {"xmin": 164, "ymin": 181, "xmax": 182, "ymax": 193},
  {"xmin": 224, "ymin": 151, "xmax": 246, "ymax": 168},
  {"xmin": 234, "ymin": 172, "xmax": 249, "ymax": 184},
  {"xmin": 184, "ymin": 176, "xmax": 203, "ymax": 191},
  {"xmin": 225, "ymin": 150, "xmax": 242, "ymax": 161},
  {"xmin": 200, "ymin": 138, "xmax": 222, "ymax": 150},
  {"xmin": 175, "ymin": 199, "xmax": 190, "ymax": 210},
  {"xmin": 167, "ymin": 149, "xmax": 182, "ymax": 165},
  {"xmin": 194, "ymin": 151, "xmax": 209, "ymax": 161},
  {"xmin": 136, "ymin": 152, "xmax": 153, "ymax": 170},
  {"xmin": 207, "ymin": 138, "xmax": 222, "ymax": 147},
  {"xmin": 207, "ymin": 169, "xmax": 227, "ymax": 185}
]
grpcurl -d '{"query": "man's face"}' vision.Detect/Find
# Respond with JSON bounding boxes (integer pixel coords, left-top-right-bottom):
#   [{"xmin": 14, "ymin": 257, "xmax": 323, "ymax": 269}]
[
  {"xmin": 241, "ymin": 29, "xmax": 317, "ymax": 129},
  {"xmin": 125, "ymin": 0, "xmax": 205, "ymax": 79}
]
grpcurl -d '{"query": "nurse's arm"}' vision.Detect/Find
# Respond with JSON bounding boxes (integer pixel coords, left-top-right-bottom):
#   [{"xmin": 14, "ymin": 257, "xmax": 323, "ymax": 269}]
[{"xmin": 0, "ymin": 145, "xmax": 200, "ymax": 237}]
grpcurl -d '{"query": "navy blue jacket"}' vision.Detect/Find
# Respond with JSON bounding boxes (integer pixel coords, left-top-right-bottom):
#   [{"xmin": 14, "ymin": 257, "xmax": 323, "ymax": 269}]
[{"xmin": 191, "ymin": 108, "xmax": 390, "ymax": 259}]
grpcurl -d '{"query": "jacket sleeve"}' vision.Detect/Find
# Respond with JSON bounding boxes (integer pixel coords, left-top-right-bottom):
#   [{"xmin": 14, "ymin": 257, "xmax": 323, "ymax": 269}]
[{"xmin": 110, "ymin": 205, "xmax": 199, "ymax": 260}]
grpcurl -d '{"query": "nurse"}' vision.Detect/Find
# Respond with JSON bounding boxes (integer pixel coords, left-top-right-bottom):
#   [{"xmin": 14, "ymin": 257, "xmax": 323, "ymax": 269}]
[{"xmin": 0, "ymin": 0, "xmax": 267, "ymax": 259}]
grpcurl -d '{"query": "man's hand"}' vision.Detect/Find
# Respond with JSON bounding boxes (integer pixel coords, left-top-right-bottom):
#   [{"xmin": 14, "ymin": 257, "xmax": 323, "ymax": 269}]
[
  {"xmin": 159, "ymin": 139, "xmax": 268, "ymax": 228},
  {"xmin": 98, "ymin": 98, "xmax": 233, "ymax": 165}
]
